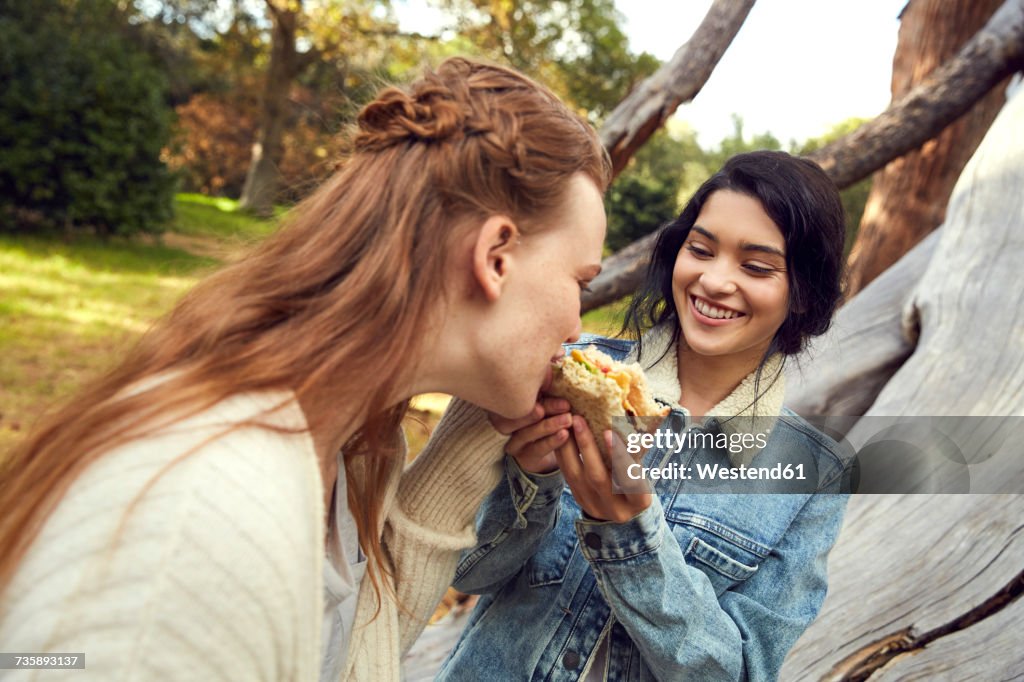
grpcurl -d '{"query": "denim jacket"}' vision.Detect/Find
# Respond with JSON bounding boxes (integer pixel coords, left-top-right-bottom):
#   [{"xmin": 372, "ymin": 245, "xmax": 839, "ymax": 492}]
[{"xmin": 437, "ymin": 332, "xmax": 852, "ymax": 681}]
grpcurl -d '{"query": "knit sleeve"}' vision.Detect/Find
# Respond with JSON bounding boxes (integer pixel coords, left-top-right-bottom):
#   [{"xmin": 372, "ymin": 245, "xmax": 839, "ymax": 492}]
[
  {"xmin": 0, "ymin": 416, "xmax": 325, "ymax": 681},
  {"xmin": 343, "ymin": 398, "xmax": 509, "ymax": 680}
]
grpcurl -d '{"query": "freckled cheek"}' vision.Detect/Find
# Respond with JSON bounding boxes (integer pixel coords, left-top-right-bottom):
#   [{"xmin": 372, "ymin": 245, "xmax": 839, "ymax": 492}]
[{"xmin": 536, "ymin": 286, "xmax": 575, "ymax": 340}]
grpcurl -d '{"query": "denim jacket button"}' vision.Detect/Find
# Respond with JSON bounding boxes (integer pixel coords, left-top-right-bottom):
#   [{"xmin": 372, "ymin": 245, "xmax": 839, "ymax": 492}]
[
  {"xmin": 562, "ymin": 650, "xmax": 580, "ymax": 669},
  {"xmin": 584, "ymin": 532, "xmax": 602, "ymax": 550}
]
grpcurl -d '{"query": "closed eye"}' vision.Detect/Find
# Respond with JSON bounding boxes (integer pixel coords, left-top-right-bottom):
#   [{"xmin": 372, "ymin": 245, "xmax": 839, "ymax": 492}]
[
  {"xmin": 685, "ymin": 244, "xmax": 712, "ymax": 258},
  {"xmin": 743, "ymin": 263, "xmax": 775, "ymax": 275}
]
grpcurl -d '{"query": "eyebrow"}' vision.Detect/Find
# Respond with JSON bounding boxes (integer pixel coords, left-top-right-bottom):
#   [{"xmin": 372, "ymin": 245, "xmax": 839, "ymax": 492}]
[{"xmin": 690, "ymin": 226, "xmax": 786, "ymax": 259}]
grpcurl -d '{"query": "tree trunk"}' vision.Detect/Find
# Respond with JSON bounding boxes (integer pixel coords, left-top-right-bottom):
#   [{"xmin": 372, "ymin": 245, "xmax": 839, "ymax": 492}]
[
  {"xmin": 781, "ymin": 496, "xmax": 1024, "ymax": 681},
  {"xmin": 598, "ymin": 0, "xmax": 756, "ymax": 179},
  {"xmin": 582, "ymin": 0, "xmax": 1024, "ymax": 313},
  {"xmin": 239, "ymin": 1, "xmax": 300, "ymax": 217},
  {"xmin": 780, "ymin": 78, "xmax": 1024, "ymax": 680},
  {"xmin": 844, "ymin": 0, "xmax": 1008, "ymax": 296}
]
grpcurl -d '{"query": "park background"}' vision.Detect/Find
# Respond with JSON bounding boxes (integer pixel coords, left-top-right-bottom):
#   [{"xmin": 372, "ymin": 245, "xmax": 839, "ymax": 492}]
[
  {"xmin": 0, "ymin": 0, "xmax": 900, "ymax": 455},
  {"xmin": 3, "ymin": 0, "xmax": 1024, "ymax": 679}
]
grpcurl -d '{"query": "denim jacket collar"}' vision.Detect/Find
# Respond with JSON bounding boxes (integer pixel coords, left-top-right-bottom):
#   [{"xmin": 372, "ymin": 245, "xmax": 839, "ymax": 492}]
[{"xmin": 626, "ymin": 323, "xmax": 785, "ymax": 467}]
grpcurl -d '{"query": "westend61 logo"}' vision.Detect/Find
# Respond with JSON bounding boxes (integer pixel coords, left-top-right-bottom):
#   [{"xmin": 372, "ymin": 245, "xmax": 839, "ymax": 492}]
[{"xmin": 624, "ymin": 460, "xmax": 807, "ymax": 483}]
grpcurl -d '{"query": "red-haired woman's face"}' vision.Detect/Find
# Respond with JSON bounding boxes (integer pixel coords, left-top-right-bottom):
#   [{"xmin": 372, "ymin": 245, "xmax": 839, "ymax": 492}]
[{"xmin": 487, "ymin": 174, "xmax": 607, "ymax": 418}]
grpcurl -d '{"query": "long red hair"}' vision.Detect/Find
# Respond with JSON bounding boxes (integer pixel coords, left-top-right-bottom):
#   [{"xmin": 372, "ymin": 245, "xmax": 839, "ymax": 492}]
[{"xmin": 0, "ymin": 57, "xmax": 610, "ymax": 613}]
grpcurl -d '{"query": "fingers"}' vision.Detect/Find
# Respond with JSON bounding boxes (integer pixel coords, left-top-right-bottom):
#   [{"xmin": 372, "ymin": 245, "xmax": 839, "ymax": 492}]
[
  {"xmin": 606, "ymin": 430, "xmax": 651, "ymax": 495},
  {"xmin": 538, "ymin": 397, "xmax": 571, "ymax": 415},
  {"xmin": 506, "ymin": 413, "xmax": 572, "ymax": 455},
  {"xmin": 571, "ymin": 416, "xmax": 610, "ymax": 489},
  {"xmin": 554, "ymin": 434, "xmax": 583, "ymax": 482}
]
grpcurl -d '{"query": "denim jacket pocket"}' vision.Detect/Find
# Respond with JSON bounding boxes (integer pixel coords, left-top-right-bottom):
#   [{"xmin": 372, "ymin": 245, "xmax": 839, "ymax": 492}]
[
  {"xmin": 527, "ymin": 536, "xmax": 578, "ymax": 587},
  {"xmin": 681, "ymin": 534, "xmax": 759, "ymax": 596}
]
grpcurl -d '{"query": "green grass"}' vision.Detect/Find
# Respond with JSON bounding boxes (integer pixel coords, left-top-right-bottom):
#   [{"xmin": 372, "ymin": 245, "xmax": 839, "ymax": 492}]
[
  {"xmin": 0, "ymin": 196, "xmax": 631, "ymax": 456},
  {"xmin": 582, "ymin": 297, "xmax": 630, "ymax": 337},
  {"xmin": 172, "ymin": 193, "xmax": 282, "ymax": 240}
]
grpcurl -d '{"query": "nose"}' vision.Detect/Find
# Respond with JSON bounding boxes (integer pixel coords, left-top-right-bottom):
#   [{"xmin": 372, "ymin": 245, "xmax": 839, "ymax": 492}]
[
  {"xmin": 699, "ymin": 262, "xmax": 738, "ymax": 296},
  {"xmin": 566, "ymin": 315, "xmax": 583, "ymax": 344}
]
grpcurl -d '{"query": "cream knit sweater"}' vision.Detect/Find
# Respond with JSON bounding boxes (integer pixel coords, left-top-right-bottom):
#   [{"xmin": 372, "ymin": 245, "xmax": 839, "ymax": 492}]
[{"xmin": 0, "ymin": 391, "xmax": 508, "ymax": 681}]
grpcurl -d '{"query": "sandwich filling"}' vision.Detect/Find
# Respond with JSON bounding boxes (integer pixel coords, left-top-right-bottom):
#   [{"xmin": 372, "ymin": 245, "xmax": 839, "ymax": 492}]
[{"xmin": 568, "ymin": 349, "xmax": 640, "ymax": 415}]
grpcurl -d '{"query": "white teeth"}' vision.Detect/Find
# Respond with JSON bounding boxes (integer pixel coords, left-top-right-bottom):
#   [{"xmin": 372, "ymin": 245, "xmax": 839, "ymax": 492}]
[{"xmin": 694, "ymin": 297, "xmax": 740, "ymax": 320}]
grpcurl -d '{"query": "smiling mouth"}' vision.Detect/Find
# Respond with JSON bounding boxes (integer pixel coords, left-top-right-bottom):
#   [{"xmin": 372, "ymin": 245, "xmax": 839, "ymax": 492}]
[{"xmin": 691, "ymin": 295, "xmax": 745, "ymax": 321}]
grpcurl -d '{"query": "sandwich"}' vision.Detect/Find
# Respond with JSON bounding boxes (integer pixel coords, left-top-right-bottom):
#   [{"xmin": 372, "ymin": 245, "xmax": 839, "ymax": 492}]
[{"xmin": 548, "ymin": 345, "xmax": 669, "ymax": 452}]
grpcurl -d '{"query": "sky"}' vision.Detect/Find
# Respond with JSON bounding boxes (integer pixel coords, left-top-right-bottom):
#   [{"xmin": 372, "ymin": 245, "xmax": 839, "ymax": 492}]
[{"xmin": 394, "ymin": 0, "xmax": 907, "ymax": 147}]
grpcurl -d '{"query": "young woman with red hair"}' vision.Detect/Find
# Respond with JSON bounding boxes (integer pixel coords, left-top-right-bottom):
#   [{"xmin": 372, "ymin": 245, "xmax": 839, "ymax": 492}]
[{"xmin": 0, "ymin": 58, "xmax": 609, "ymax": 680}]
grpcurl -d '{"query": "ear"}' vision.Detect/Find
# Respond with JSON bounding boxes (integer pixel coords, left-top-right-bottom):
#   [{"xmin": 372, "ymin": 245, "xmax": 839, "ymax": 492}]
[{"xmin": 471, "ymin": 215, "xmax": 520, "ymax": 302}]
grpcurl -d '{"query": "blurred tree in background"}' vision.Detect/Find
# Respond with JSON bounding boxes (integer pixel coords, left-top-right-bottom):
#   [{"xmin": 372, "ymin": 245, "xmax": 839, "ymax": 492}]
[
  {"xmin": 158, "ymin": 0, "xmax": 664, "ymax": 214},
  {"xmin": 0, "ymin": 0, "xmax": 871, "ymax": 244},
  {"xmin": 605, "ymin": 129, "xmax": 695, "ymax": 251},
  {"xmin": 0, "ymin": 0, "xmax": 175, "ymax": 236},
  {"xmin": 703, "ymin": 114, "xmax": 782, "ymax": 171},
  {"xmin": 152, "ymin": 0, "xmax": 402, "ymax": 210},
  {"xmin": 441, "ymin": 0, "xmax": 658, "ymax": 120}
]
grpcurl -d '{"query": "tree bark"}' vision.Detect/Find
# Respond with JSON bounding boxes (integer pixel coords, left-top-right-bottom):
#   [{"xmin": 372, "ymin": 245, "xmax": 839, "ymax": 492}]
[
  {"xmin": 598, "ymin": 0, "xmax": 756, "ymax": 179},
  {"xmin": 844, "ymin": 0, "xmax": 1008, "ymax": 296},
  {"xmin": 780, "ymin": 75, "xmax": 1024, "ymax": 682},
  {"xmin": 239, "ymin": 1, "xmax": 301, "ymax": 217},
  {"xmin": 582, "ymin": 0, "xmax": 1024, "ymax": 313}
]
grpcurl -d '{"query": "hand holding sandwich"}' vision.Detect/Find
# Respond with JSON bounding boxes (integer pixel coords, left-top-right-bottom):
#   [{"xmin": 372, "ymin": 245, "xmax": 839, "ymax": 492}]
[
  {"xmin": 554, "ymin": 416, "xmax": 652, "ymax": 523},
  {"xmin": 488, "ymin": 397, "xmax": 573, "ymax": 474}
]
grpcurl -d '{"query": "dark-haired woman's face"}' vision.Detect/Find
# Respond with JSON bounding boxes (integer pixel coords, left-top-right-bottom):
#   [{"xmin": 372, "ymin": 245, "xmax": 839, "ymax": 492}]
[{"xmin": 672, "ymin": 190, "xmax": 789, "ymax": 365}]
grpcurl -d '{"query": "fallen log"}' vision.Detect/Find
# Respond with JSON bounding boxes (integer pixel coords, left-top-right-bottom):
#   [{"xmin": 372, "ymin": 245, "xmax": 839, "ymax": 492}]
[
  {"xmin": 805, "ymin": 0, "xmax": 1024, "ymax": 190},
  {"xmin": 781, "ymin": 78, "xmax": 1024, "ymax": 679},
  {"xmin": 786, "ymin": 229, "xmax": 938, "ymax": 423},
  {"xmin": 781, "ymin": 495, "xmax": 1024, "ymax": 681}
]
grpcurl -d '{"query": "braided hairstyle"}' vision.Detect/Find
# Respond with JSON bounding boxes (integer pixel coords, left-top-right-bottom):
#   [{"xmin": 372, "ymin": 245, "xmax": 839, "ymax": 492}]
[{"xmin": 351, "ymin": 57, "xmax": 608, "ymax": 224}]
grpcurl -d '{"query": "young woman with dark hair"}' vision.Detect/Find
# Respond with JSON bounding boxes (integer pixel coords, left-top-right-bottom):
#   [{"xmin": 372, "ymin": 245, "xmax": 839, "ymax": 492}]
[
  {"xmin": 0, "ymin": 58, "xmax": 610, "ymax": 680},
  {"xmin": 437, "ymin": 150, "xmax": 852, "ymax": 681}
]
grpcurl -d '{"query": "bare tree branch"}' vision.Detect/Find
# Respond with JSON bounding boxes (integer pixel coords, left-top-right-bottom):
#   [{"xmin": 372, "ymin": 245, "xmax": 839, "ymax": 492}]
[
  {"xmin": 806, "ymin": 0, "xmax": 1024, "ymax": 189},
  {"xmin": 598, "ymin": 0, "xmax": 756, "ymax": 179},
  {"xmin": 583, "ymin": 0, "xmax": 1024, "ymax": 313}
]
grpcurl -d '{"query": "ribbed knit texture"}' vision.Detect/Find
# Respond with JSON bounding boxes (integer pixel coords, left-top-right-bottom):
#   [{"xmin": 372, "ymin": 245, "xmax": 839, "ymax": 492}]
[
  {"xmin": 1, "ymin": 393, "xmax": 511, "ymax": 681},
  {"xmin": 0, "ymin": 392, "xmax": 325, "ymax": 681},
  {"xmin": 343, "ymin": 397, "xmax": 509, "ymax": 681}
]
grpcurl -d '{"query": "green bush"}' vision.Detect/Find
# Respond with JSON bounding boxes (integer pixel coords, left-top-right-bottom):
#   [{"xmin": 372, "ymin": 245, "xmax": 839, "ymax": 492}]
[
  {"xmin": 0, "ymin": 0, "xmax": 175, "ymax": 236},
  {"xmin": 605, "ymin": 172, "xmax": 680, "ymax": 252},
  {"xmin": 605, "ymin": 129, "xmax": 698, "ymax": 252}
]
